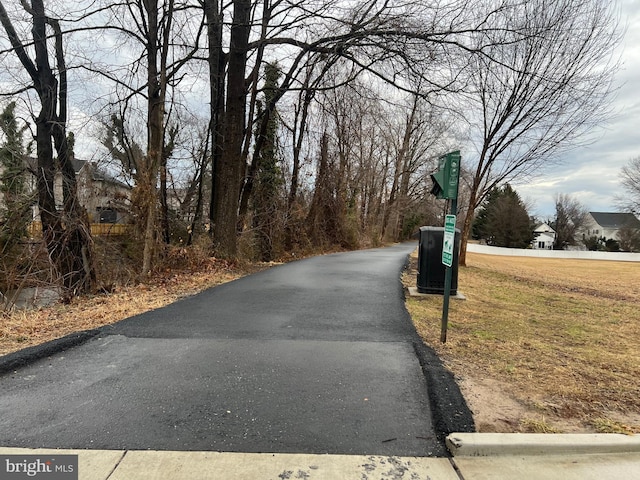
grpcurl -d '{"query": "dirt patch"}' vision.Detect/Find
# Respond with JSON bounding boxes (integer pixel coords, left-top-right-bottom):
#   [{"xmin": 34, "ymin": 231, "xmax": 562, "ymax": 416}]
[{"xmin": 457, "ymin": 375, "xmax": 528, "ymax": 432}]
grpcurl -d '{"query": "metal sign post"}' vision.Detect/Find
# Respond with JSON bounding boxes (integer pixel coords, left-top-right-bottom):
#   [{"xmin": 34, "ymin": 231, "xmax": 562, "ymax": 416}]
[
  {"xmin": 440, "ymin": 211, "xmax": 457, "ymax": 343},
  {"xmin": 430, "ymin": 151, "xmax": 461, "ymax": 343}
]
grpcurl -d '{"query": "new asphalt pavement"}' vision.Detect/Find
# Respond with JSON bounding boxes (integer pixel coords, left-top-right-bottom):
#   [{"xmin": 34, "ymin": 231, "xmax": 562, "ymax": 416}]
[{"xmin": 0, "ymin": 242, "xmax": 473, "ymax": 457}]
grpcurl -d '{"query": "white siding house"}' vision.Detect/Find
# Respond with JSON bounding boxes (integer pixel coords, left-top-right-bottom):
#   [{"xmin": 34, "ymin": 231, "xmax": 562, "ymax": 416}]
[
  {"xmin": 532, "ymin": 223, "xmax": 556, "ymax": 249},
  {"xmin": 580, "ymin": 212, "xmax": 640, "ymax": 241}
]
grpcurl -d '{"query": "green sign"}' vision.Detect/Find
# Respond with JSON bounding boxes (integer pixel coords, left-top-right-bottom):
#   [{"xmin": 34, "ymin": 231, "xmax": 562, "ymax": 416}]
[
  {"xmin": 442, "ymin": 214, "xmax": 456, "ymax": 267},
  {"xmin": 430, "ymin": 151, "xmax": 461, "ymax": 200}
]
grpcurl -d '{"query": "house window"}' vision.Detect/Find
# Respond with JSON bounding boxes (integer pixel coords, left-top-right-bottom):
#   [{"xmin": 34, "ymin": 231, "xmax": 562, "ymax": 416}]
[
  {"xmin": 98, "ymin": 208, "xmax": 117, "ymax": 223},
  {"xmin": 538, "ymin": 241, "xmax": 545, "ymax": 249}
]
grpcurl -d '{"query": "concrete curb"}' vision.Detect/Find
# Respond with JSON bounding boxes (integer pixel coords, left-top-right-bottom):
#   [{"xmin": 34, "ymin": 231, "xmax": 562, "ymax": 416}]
[
  {"xmin": 407, "ymin": 286, "xmax": 467, "ymax": 300},
  {"xmin": 446, "ymin": 433, "xmax": 640, "ymax": 456},
  {"xmin": 0, "ymin": 328, "xmax": 102, "ymax": 376}
]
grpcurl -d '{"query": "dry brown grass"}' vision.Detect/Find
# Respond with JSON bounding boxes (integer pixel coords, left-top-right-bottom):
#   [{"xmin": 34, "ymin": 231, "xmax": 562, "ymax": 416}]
[
  {"xmin": 0, "ymin": 258, "xmax": 264, "ymax": 356},
  {"xmin": 404, "ymin": 251, "xmax": 640, "ymax": 433}
]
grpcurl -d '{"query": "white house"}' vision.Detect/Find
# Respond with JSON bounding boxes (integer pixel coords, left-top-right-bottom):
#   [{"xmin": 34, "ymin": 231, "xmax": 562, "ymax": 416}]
[
  {"xmin": 532, "ymin": 223, "xmax": 556, "ymax": 250},
  {"xmin": 580, "ymin": 212, "xmax": 640, "ymax": 241}
]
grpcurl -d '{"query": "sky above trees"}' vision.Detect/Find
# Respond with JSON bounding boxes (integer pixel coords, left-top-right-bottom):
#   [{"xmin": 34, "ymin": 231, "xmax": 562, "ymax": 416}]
[
  {"xmin": 1, "ymin": 0, "xmax": 631, "ymax": 222},
  {"xmin": 60, "ymin": 0, "xmax": 635, "ymax": 221},
  {"xmin": 518, "ymin": 0, "xmax": 640, "ymax": 217}
]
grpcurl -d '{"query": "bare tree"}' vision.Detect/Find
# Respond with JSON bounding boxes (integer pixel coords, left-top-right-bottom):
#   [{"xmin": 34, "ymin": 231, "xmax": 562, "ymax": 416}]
[
  {"xmin": 381, "ymin": 92, "xmax": 451, "ymax": 241},
  {"xmin": 209, "ymin": 0, "xmax": 251, "ymax": 258},
  {"xmin": 457, "ymin": 0, "xmax": 620, "ymax": 265},
  {"xmin": 0, "ymin": 0, "xmax": 96, "ymax": 293},
  {"xmin": 205, "ymin": 0, "xmax": 553, "ymax": 258},
  {"xmin": 306, "ymin": 132, "xmax": 344, "ymax": 247},
  {"xmin": 617, "ymin": 224, "xmax": 640, "ymax": 253},
  {"xmin": 89, "ymin": 0, "xmax": 204, "ymax": 275},
  {"xmin": 617, "ymin": 156, "xmax": 640, "ymax": 214},
  {"xmin": 552, "ymin": 193, "xmax": 589, "ymax": 250},
  {"xmin": 298, "ymin": 74, "xmax": 450, "ymax": 248}
]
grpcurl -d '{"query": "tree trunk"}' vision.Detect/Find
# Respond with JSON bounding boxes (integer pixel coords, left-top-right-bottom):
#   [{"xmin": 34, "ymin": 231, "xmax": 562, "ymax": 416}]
[
  {"xmin": 382, "ymin": 108, "xmax": 415, "ymax": 240},
  {"xmin": 187, "ymin": 127, "xmax": 210, "ymax": 246},
  {"xmin": 205, "ymin": 0, "xmax": 225, "ymax": 239},
  {"xmin": 140, "ymin": 0, "xmax": 171, "ymax": 276},
  {"xmin": 211, "ymin": 0, "xmax": 251, "ymax": 258},
  {"xmin": 0, "ymin": 0, "xmax": 95, "ymax": 293},
  {"xmin": 459, "ymin": 187, "xmax": 479, "ymax": 267},
  {"xmin": 160, "ymin": 154, "xmax": 170, "ymax": 244}
]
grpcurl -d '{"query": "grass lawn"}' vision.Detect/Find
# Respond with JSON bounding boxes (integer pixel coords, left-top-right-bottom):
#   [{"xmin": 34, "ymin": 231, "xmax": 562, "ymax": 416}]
[{"xmin": 404, "ymin": 251, "xmax": 640, "ymax": 434}]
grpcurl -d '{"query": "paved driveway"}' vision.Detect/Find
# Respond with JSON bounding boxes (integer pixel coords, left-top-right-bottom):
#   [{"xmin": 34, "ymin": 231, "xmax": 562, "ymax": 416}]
[{"xmin": 0, "ymin": 243, "xmax": 472, "ymax": 456}]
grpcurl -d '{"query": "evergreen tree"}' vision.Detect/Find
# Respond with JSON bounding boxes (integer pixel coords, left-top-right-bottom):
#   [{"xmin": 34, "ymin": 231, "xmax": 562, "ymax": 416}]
[
  {"xmin": 0, "ymin": 102, "xmax": 32, "ymax": 248},
  {"xmin": 472, "ymin": 184, "xmax": 534, "ymax": 248}
]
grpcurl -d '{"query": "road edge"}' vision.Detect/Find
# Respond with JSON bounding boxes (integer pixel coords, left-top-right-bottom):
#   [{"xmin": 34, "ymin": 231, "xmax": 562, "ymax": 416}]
[
  {"xmin": 412, "ymin": 340, "xmax": 476, "ymax": 439},
  {"xmin": 0, "ymin": 328, "xmax": 102, "ymax": 376},
  {"xmin": 398, "ymin": 247, "xmax": 476, "ymax": 445}
]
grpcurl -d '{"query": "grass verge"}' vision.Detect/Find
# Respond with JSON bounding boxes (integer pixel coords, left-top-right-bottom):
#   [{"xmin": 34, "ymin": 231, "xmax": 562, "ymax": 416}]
[{"xmin": 404, "ymin": 251, "xmax": 640, "ymax": 433}]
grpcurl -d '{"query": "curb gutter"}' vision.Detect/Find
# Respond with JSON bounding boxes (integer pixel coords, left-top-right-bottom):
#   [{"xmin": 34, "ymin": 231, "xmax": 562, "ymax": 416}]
[
  {"xmin": 0, "ymin": 328, "xmax": 102, "ymax": 376},
  {"xmin": 447, "ymin": 433, "xmax": 640, "ymax": 457}
]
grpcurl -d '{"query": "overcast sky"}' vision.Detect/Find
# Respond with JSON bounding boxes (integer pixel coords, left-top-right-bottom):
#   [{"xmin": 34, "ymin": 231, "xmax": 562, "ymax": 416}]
[
  {"xmin": 516, "ymin": 0, "xmax": 640, "ymax": 219},
  {"xmin": 29, "ymin": 1, "xmax": 640, "ymax": 220}
]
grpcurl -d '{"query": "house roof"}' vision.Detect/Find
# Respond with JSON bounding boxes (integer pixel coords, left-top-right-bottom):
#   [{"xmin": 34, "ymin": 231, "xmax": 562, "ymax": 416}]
[
  {"xmin": 73, "ymin": 160, "xmax": 130, "ymax": 189},
  {"xmin": 590, "ymin": 212, "xmax": 640, "ymax": 229},
  {"xmin": 71, "ymin": 158, "xmax": 86, "ymax": 173},
  {"xmin": 26, "ymin": 157, "xmax": 131, "ymax": 189},
  {"xmin": 534, "ymin": 223, "xmax": 555, "ymax": 233}
]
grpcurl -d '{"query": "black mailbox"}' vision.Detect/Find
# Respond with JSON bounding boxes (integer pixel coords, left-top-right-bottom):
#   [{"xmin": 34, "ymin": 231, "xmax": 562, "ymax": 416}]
[{"xmin": 417, "ymin": 226, "xmax": 460, "ymax": 295}]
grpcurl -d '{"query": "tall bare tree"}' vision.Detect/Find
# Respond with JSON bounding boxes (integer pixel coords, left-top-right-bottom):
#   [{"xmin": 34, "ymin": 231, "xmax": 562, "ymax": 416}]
[
  {"xmin": 552, "ymin": 193, "xmax": 588, "ymax": 250},
  {"xmin": 205, "ymin": 0, "xmax": 548, "ymax": 258},
  {"xmin": 209, "ymin": 0, "xmax": 251, "ymax": 258},
  {"xmin": 617, "ymin": 157, "xmax": 640, "ymax": 215},
  {"xmin": 457, "ymin": 0, "xmax": 620, "ymax": 265},
  {"xmin": 0, "ymin": 0, "xmax": 95, "ymax": 293},
  {"xmin": 91, "ymin": 0, "xmax": 204, "ymax": 275}
]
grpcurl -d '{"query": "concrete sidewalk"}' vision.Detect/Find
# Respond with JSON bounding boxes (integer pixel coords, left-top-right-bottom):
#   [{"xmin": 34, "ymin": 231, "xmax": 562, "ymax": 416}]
[{"xmin": 2, "ymin": 433, "xmax": 640, "ymax": 479}]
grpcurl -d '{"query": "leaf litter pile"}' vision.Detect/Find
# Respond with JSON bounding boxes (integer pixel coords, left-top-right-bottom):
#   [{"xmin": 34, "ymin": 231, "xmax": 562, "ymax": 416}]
[{"xmin": 404, "ymin": 251, "xmax": 640, "ymax": 434}]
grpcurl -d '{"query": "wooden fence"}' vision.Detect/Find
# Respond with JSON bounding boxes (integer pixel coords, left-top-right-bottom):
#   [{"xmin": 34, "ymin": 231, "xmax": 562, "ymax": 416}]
[{"xmin": 28, "ymin": 222, "xmax": 130, "ymax": 238}]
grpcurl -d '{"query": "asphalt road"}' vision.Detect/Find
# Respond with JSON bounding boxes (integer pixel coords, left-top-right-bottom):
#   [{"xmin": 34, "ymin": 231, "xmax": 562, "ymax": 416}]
[{"xmin": 0, "ymin": 243, "xmax": 472, "ymax": 456}]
